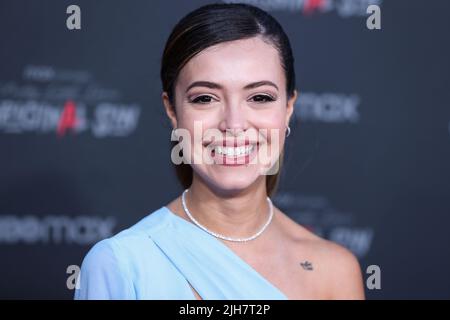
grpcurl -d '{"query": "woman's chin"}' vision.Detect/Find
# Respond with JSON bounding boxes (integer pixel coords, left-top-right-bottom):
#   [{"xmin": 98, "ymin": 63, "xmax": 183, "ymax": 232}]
[{"xmin": 193, "ymin": 166, "xmax": 262, "ymax": 194}]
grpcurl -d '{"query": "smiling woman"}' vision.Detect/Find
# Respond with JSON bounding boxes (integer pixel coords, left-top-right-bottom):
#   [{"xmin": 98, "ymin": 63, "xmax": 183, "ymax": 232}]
[{"xmin": 74, "ymin": 3, "xmax": 365, "ymax": 300}]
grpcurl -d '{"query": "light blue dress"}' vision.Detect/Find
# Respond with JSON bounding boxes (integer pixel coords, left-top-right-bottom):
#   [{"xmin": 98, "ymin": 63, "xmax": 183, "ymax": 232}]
[{"xmin": 74, "ymin": 206, "xmax": 288, "ymax": 300}]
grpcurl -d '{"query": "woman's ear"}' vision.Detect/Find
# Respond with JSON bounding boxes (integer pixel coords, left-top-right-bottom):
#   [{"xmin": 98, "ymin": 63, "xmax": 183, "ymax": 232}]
[
  {"xmin": 286, "ymin": 89, "xmax": 298, "ymax": 126},
  {"xmin": 162, "ymin": 92, "xmax": 178, "ymax": 129}
]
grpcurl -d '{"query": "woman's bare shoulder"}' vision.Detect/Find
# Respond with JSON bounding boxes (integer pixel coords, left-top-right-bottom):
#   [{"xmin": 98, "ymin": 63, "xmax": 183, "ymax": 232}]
[{"xmin": 275, "ymin": 208, "xmax": 365, "ymax": 299}]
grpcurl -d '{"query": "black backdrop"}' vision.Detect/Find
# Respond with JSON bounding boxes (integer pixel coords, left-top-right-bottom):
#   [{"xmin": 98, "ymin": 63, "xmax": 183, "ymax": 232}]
[{"xmin": 0, "ymin": 0, "xmax": 449, "ymax": 299}]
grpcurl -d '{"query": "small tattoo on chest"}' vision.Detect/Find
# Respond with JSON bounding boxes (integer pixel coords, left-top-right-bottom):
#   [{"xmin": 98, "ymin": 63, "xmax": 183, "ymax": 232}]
[{"xmin": 300, "ymin": 261, "xmax": 313, "ymax": 271}]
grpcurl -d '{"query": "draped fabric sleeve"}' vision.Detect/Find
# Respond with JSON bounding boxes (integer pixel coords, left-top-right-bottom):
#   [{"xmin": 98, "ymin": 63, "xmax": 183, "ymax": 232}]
[{"xmin": 74, "ymin": 238, "xmax": 136, "ymax": 300}]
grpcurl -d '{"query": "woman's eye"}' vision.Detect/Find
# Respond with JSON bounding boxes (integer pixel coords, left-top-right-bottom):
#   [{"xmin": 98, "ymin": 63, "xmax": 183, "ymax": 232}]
[
  {"xmin": 250, "ymin": 94, "xmax": 275, "ymax": 103},
  {"xmin": 190, "ymin": 95, "xmax": 214, "ymax": 104}
]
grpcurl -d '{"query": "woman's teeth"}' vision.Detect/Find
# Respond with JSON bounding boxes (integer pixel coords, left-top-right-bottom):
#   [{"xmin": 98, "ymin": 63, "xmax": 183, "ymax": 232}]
[{"xmin": 215, "ymin": 145, "xmax": 254, "ymax": 157}]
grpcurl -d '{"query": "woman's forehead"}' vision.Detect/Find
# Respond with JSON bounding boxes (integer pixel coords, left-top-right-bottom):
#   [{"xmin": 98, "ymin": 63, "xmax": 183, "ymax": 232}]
[{"xmin": 177, "ymin": 37, "xmax": 285, "ymax": 89}]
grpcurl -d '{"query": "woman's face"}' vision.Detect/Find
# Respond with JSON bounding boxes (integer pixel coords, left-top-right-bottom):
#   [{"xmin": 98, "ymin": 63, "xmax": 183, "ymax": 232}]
[{"xmin": 163, "ymin": 36, "xmax": 297, "ymax": 194}]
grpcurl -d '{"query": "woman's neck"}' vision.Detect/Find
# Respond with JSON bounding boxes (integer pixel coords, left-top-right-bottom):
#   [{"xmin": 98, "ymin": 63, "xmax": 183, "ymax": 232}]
[{"xmin": 184, "ymin": 174, "xmax": 271, "ymax": 239}]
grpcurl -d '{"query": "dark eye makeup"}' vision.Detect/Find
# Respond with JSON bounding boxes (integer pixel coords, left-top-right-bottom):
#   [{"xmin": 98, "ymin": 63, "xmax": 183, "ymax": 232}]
[{"xmin": 189, "ymin": 94, "xmax": 276, "ymax": 104}]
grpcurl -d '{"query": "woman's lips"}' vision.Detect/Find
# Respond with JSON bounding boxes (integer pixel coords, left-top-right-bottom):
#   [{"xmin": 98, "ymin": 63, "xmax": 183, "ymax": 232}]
[{"xmin": 208, "ymin": 143, "xmax": 258, "ymax": 166}]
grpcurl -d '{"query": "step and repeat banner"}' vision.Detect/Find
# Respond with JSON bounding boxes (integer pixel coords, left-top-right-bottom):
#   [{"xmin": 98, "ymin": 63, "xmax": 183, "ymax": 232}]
[{"xmin": 0, "ymin": 0, "xmax": 449, "ymax": 299}]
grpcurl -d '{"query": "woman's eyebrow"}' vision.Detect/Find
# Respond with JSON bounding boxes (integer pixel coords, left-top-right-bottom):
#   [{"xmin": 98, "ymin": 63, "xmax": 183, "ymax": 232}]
[{"xmin": 185, "ymin": 80, "xmax": 279, "ymax": 93}]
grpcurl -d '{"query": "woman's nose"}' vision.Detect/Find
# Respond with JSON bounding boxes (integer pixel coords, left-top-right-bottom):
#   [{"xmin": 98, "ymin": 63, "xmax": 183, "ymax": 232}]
[{"xmin": 218, "ymin": 102, "xmax": 248, "ymax": 133}]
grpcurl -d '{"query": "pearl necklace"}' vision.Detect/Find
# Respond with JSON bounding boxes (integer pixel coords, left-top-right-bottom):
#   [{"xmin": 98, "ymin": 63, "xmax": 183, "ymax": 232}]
[{"xmin": 181, "ymin": 189, "xmax": 274, "ymax": 242}]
